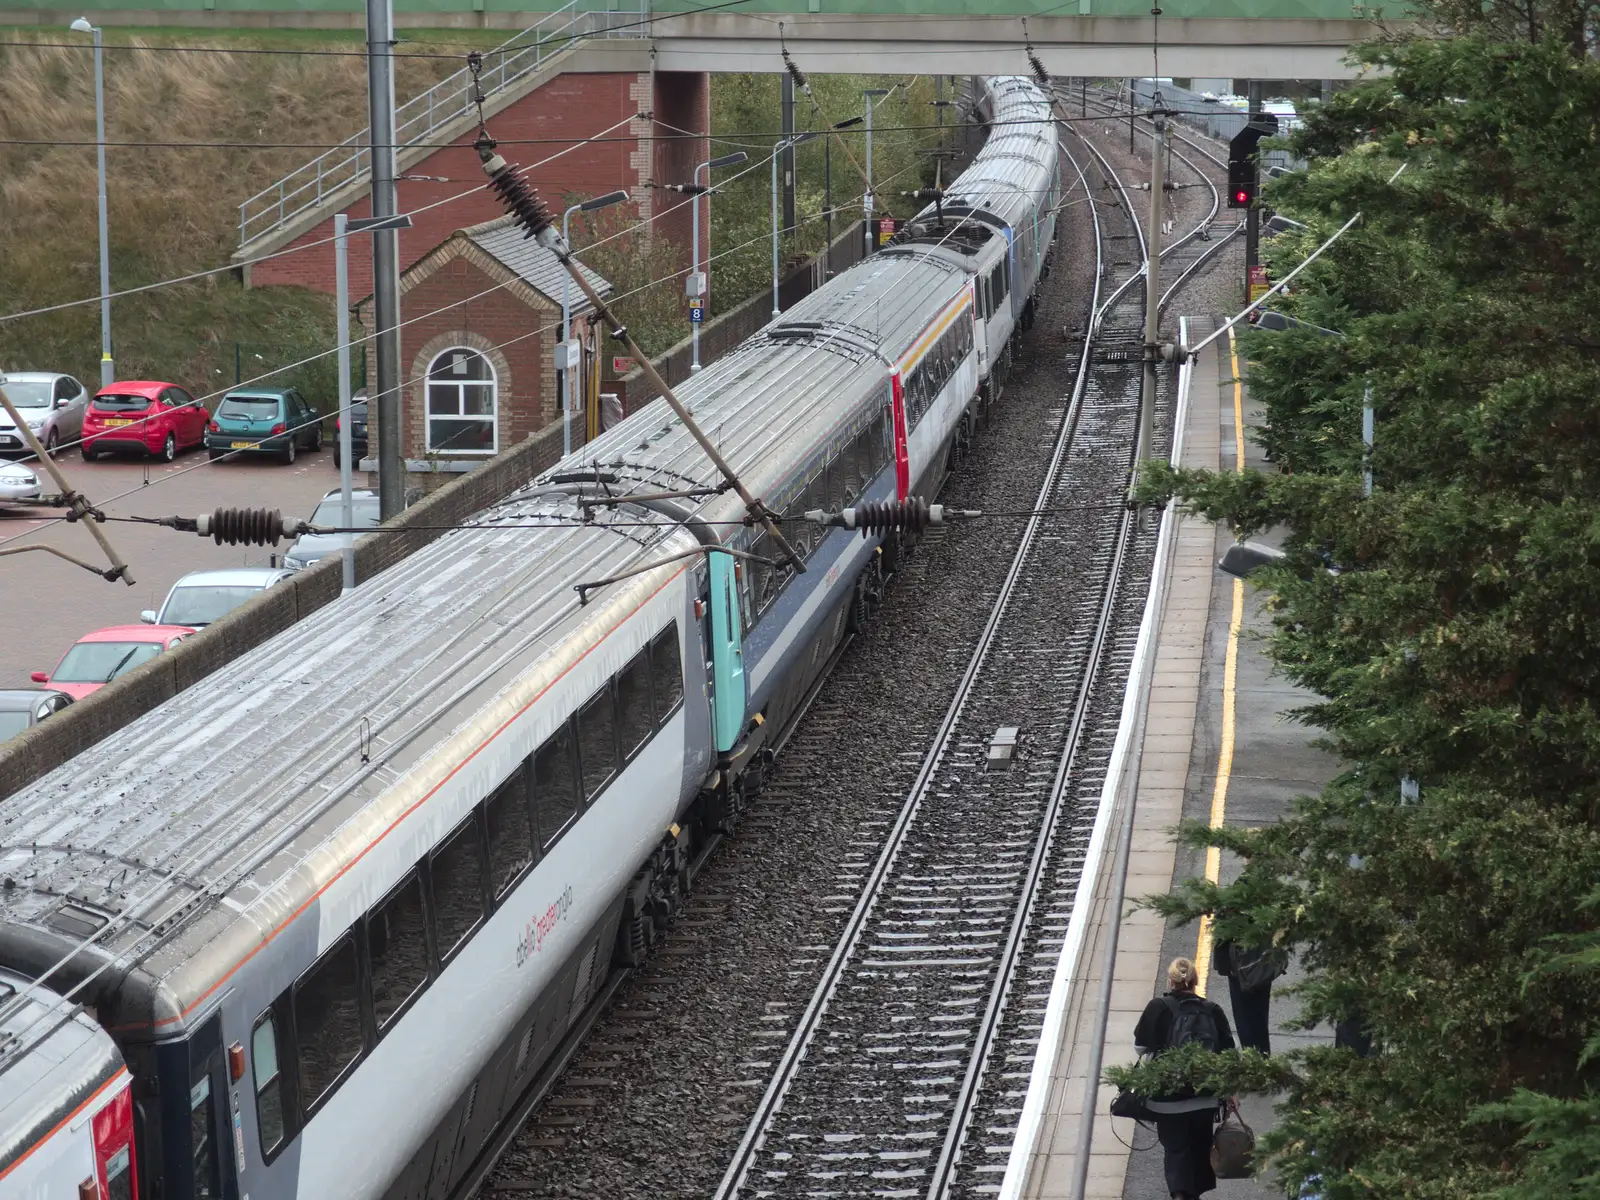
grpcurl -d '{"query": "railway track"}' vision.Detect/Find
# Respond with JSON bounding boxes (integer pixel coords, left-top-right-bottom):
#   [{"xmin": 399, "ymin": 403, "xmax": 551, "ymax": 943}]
[{"xmin": 709, "ymin": 111, "xmax": 1195, "ymax": 1200}]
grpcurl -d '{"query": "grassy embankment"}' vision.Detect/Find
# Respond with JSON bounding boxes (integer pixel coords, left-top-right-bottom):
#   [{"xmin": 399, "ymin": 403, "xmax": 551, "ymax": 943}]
[
  {"xmin": 0, "ymin": 29, "xmax": 497, "ymax": 403},
  {"xmin": 0, "ymin": 29, "xmax": 941, "ymax": 402}
]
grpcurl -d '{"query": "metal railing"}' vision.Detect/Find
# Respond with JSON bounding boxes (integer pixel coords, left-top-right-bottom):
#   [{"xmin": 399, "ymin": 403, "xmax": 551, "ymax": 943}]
[{"xmin": 236, "ymin": 0, "xmax": 651, "ymax": 250}]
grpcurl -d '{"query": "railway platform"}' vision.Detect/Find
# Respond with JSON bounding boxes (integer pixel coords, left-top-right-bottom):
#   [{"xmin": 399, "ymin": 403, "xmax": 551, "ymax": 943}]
[{"xmin": 1007, "ymin": 315, "xmax": 1339, "ymax": 1200}]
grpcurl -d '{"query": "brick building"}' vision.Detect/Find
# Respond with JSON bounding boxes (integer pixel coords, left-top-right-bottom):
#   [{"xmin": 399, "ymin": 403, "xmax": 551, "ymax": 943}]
[
  {"xmin": 355, "ymin": 214, "xmax": 613, "ymax": 494},
  {"xmin": 246, "ymin": 68, "xmax": 707, "ymax": 301}
]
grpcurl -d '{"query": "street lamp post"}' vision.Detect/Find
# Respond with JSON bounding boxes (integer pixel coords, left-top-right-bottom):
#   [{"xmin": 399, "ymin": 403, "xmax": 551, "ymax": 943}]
[
  {"xmin": 71, "ymin": 17, "xmax": 113, "ymax": 388},
  {"xmin": 690, "ymin": 151, "xmax": 748, "ymax": 373},
  {"xmin": 863, "ymin": 88, "xmax": 889, "ymax": 259},
  {"xmin": 771, "ymin": 132, "xmax": 819, "ymax": 318},
  {"xmin": 561, "ymin": 190, "xmax": 629, "ymax": 458}
]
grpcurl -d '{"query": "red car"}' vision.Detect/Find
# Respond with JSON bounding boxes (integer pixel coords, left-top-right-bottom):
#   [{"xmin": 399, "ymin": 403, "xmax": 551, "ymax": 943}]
[
  {"xmin": 31, "ymin": 624, "xmax": 195, "ymax": 699},
  {"xmin": 82, "ymin": 381, "xmax": 209, "ymax": 462}
]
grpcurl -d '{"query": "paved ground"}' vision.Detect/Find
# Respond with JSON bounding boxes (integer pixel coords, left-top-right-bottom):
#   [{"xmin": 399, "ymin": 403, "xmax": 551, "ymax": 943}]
[
  {"xmin": 0, "ymin": 446, "xmax": 341, "ymax": 686},
  {"xmin": 1022, "ymin": 316, "xmax": 1339, "ymax": 1200}
]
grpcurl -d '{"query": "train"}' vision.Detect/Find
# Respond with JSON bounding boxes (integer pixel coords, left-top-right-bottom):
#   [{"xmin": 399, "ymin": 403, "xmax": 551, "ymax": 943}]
[
  {"xmin": 0, "ymin": 970, "xmax": 138, "ymax": 1198},
  {"xmin": 0, "ymin": 75, "xmax": 1059, "ymax": 1200}
]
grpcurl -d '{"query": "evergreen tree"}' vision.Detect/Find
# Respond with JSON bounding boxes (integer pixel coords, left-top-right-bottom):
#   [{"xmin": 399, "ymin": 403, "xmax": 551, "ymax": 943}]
[{"xmin": 1112, "ymin": 36, "xmax": 1600, "ymax": 1195}]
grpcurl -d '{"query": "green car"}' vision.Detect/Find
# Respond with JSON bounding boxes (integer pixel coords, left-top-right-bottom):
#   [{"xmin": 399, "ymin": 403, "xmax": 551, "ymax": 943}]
[{"xmin": 205, "ymin": 387, "xmax": 324, "ymax": 464}]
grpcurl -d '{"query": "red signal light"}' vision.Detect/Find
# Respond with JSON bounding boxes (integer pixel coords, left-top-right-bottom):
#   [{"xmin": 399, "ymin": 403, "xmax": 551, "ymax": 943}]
[{"xmin": 1233, "ymin": 189, "xmax": 1250, "ymax": 205}]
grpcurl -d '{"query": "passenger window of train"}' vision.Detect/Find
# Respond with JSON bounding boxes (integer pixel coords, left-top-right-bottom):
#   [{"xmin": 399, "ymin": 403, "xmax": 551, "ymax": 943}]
[
  {"xmin": 251, "ymin": 1011, "xmax": 288, "ymax": 1157},
  {"xmin": 748, "ymin": 533, "xmax": 776, "ymax": 617},
  {"xmin": 853, "ymin": 429, "xmax": 874, "ymax": 494},
  {"xmin": 533, "ymin": 723, "xmax": 580, "ymax": 850},
  {"xmin": 430, "ymin": 816, "xmax": 487, "ymax": 961},
  {"xmin": 651, "ymin": 624, "xmax": 684, "ymax": 719},
  {"xmin": 292, "ymin": 935, "xmax": 365, "ymax": 1115},
  {"xmin": 617, "ymin": 650, "xmax": 655, "ymax": 760},
  {"xmin": 485, "ymin": 766, "xmax": 535, "ymax": 902},
  {"xmin": 577, "ymin": 684, "xmax": 619, "ymax": 801},
  {"xmin": 368, "ymin": 870, "xmax": 431, "ymax": 1028},
  {"xmin": 826, "ymin": 456, "xmax": 846, "ymax": 513}
]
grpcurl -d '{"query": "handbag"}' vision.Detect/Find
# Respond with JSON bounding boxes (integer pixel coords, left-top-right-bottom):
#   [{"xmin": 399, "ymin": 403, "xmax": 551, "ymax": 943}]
[
  {"xmin": 1110, "ymin": 1088, "xmax": 1155, "ymax": 1121},
  {"xmin": 1233, "ymin": 945, "xmax": 1289, "ymax": 994},
  {"xmin": 1211, "ymin": 1098, "xmax": 1256, "ymax": 1178}
]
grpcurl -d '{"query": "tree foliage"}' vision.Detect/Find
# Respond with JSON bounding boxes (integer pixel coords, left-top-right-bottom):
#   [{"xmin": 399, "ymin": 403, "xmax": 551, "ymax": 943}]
[{"xmin": 1126, "ymin": 35, "xmax": 1600, "ymax": 1195}]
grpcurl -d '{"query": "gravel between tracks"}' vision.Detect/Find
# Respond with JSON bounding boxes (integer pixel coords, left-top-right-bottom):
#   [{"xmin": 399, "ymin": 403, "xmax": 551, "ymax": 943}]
[{"xmin": 482, "ymin": 115, "xmax": 1233, "ymax": 1200}]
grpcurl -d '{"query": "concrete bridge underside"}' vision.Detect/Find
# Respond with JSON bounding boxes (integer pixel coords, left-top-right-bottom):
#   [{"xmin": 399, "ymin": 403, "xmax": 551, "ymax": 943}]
[
  {"xmin": 652, "ymin": 13, "xmax": 1387, "ymax": 79},
  {"xmin": 6, "ymin": 6, "xmax": 1393, "ymax": 79}
]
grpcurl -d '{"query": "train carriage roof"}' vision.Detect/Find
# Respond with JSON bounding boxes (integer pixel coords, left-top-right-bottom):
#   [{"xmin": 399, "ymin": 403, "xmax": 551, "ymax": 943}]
[{"xmin": 0, "ymin": 499, "xmax": 698, "ymax": 1032}]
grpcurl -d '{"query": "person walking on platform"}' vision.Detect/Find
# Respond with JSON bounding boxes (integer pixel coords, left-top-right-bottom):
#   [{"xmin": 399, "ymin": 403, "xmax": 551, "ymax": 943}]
[
  {"xmin": 1134, "ymin": 957, "xmax": 1236, "ymax": 1200},
  {"xmin": 1215, "ymin": 939, "xmax": 1285, "ymax": 1055}
]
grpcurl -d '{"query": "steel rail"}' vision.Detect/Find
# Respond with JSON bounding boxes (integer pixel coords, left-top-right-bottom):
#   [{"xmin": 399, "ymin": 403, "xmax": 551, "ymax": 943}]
[
  {"xmin": 713, "ymin": 97, "xmax": 1200, "ymax": 1200},
  {"xmin": 925, "ymin": 121, "xmax": 1127, "ymax": 1200},
  {"xmin": 713, "ymin": 178, "xmax": 1110, "ymax": 1200},
  {"xmin": 935, "ymin": 95, "xmax": 1230, "ymax": 1197}
]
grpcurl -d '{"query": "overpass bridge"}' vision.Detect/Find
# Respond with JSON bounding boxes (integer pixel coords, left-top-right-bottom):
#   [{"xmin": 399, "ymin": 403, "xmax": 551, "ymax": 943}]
[
  {"xmin": 207, "ymin": 0, "xmax": 1390, "ymax": 279},
  {"xmin": 13, "ymin": 0, "xmax": 1392, "ymax": 80}
]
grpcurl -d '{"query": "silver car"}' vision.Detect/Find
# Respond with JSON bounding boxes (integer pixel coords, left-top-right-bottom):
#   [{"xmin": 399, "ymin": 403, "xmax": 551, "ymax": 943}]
[
  {"xmin": 0, "ymin": 372, "xmax": 88, "ymax": 456},
  {"xmin": 0, "ymin": 462, "xmax": 41, "ymax": 501},
  {"xmin": 140, "ymin": 566, "xmax": 295, "ymax": 628},
  {"xmin": 284, "ymin": 488, "xmax": 382, "ymax": 570}
]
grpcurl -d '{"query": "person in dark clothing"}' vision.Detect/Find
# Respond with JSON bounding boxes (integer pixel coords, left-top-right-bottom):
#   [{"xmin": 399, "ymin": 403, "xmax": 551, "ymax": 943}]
[
  {"xmin": 1215, "ymin": 939, "xmax": 1273, "ymax": 1055},
  {"xmin": 1134, "ymin": 957, "xmax": 1236, "ymax": 1200}
]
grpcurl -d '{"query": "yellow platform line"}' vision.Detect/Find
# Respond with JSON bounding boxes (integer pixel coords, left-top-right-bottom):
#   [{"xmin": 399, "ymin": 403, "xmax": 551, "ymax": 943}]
[{"xmin": 1194, "ymin": 325, "xmax": 1246, "ymax": 997}]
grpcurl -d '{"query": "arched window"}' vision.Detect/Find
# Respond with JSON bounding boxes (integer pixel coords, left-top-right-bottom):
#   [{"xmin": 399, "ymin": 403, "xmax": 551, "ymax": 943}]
[{"xmin": 426, "ymin": 347, "xmax": 497, "ymax": 454}]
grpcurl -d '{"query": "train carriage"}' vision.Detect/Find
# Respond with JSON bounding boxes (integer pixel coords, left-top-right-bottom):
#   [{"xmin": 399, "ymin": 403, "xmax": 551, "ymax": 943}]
[{"xmin": 0, "ymin": 76, "xmax": 1059, "ymax": 1200}]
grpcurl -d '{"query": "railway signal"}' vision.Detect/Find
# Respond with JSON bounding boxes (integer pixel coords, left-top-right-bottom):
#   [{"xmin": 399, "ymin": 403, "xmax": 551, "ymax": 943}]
[{"xmin": 1226, "ymin": 113, "xmax": 1278, "ymax": 209}]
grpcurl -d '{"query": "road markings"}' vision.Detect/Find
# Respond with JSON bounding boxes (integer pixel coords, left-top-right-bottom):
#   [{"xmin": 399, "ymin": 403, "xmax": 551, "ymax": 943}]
[{"xmin": 1194, "ymin": 325, "xmax": 1247, "ymax": 997}]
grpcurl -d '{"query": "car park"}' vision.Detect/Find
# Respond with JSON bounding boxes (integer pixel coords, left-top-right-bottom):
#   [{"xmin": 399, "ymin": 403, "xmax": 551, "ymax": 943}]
[
  {"xmin": 0, "ymin": 372, "xmax": 88, "ymax": 456},
  {"xmin": 331, "ymin": 393, "xmax": 368, "ymax": 469},
  {"xmin": 0, "ymin": 688, "xmax": 73, "ymax": 740},
  {"xmin": 82, "ymin": 381, "xmax": 208, "ymax": 462},
  {"xmin": 140, "ymin": 566, "xmax": 294, "ymax": 628},
  {"xmin": 283, "ymin": 487, "xmax": 382, "ymax": 569},
  {"xmin": 205, "ymin": 387, "xmax": 324, "ymax": 464},
  {"xmin": 0, "ymin": 462, "xmax": 41, "ymax": 501},
  {"xmin": 30, "ymin": 625, "xmax": 193, "ymax": 700}
]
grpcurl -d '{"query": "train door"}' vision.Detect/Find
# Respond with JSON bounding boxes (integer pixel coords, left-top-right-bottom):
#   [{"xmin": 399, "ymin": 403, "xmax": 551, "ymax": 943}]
[
  {"xmin": 92, "ymin": 1081, "xmax": 139, "ymax": 1200},
  {"xmin": 707, "ymin": 548, "xmax": 745, "ymax": 752},
  {"xmin": 158, "ymin": 1015, "xmax": 238, "ymax": 1200},
  {"xmin": 889, "ymin": 370, "xmax": 909, "ymax": 501}
]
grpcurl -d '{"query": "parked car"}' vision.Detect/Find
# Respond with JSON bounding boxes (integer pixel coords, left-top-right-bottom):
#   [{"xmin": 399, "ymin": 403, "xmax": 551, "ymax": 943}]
[
  {"xmin": 140, "ymin": 567, "xmax": 294, "ymax": 628},
  {"xmin": 331, "ymin": 393, "xmax": 369, "ymax": 469},
  {"xmin": 82, "ymin": 381, "xmax": 208, "ymax": 462},
  {"xmin": 205, "ymin": 387, "xmax": 324, "ymax": 464},
  {"xmin": 0, "ymin": 372, "xmax": 88, "ymax": 456},
  {"xmin": 0, "ymin": 462, "xmax": 40, "ymax": 501},
  {"xmin": 0, "ymin": 688, "xmax": 74, "ymax": 741},
  {"xmin": 284, "ymin": 487, "xmax": 382, "ymax": 570},
  {"xmin": 31, "ymin": 625, "xmax": 193, "ymax": 700}
]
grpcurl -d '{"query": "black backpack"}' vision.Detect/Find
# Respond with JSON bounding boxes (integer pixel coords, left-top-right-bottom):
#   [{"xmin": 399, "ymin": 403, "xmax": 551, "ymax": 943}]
[{"xmin": 1162, "ymin": 994, "xmax": 1223, "ymax": 1052}]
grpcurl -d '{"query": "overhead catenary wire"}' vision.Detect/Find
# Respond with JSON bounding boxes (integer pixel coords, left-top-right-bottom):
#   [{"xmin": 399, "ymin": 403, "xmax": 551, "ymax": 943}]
[{"xmin": 0, "ymin": 67, "xmax": 1010, "ymax": 1062}]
